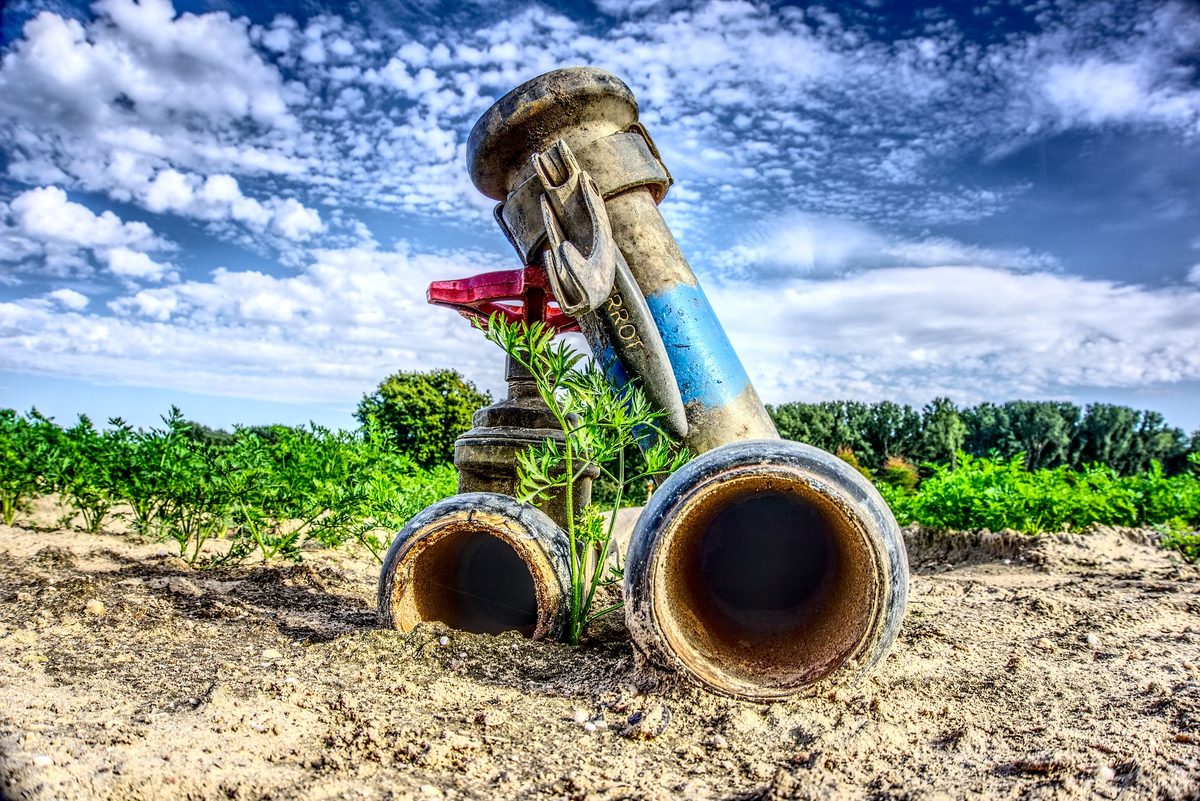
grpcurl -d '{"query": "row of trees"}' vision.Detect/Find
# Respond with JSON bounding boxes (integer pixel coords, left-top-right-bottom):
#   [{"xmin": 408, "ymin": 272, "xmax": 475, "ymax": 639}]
[
  {"xmin": 352, "ymin": 370, "xmax": 1198, "ymax": 478},
  {"xmin": 768, "ymin": 398, "xmax": 1199, "ymax": 475}
]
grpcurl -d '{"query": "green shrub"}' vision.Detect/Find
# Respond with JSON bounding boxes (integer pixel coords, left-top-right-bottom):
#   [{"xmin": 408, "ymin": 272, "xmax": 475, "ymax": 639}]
[
  {"xmin": 1160, "ymin": 522, "xmax": 1200, "ymax": 563},
  {"xmin": 355, "ymin": 369, "xmax": 490, "ymax": 467},
  {"xmin": 0, "ymin": 405, "xmax": 457, "ymax": 566},
  {"xmin": 875, "ymin": 451, "xmax": 1199, "ymax": 535},
  {"xmin": 0, "ymin": 409, "xmax": 58, "ymax": 525}
]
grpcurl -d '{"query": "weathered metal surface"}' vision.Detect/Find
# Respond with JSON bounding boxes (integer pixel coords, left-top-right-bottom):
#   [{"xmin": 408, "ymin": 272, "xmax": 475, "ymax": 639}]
[
  {"xmin": 623, "ymin": 440, "xmax": 908, "ymax": 700},
  {"xmin": 466, "ymin": 67, "xmax": 776, "ymax": 455},
  {"xmin": 534, "ymin": 138, "xmax": 688, "ymax": 439},
  {"xmin": 499, "ymin": 127, "xmax": 671, "ymax": 263},
  {"xmin": 534, "ymin": 139, "xmax": 617, "ymax": 315},
  {"xmin": 468, "ymin": 67, "xmax": 643, "ymax": 203},
  {"xmin": 378, "ymin": 492, "xmax": 572, "ymax": 640}
]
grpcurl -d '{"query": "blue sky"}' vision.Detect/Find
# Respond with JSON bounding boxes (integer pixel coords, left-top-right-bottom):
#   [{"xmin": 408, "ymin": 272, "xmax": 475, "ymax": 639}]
[{"xmin": 0, "ymin": 0, "xmax": 1198, "ymax": 432}]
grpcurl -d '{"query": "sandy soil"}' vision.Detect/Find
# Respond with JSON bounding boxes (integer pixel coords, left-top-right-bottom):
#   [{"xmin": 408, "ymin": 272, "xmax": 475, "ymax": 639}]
[{"xmin": 1, "ymin": 500, "xmax": 1199, "ymax": 800}]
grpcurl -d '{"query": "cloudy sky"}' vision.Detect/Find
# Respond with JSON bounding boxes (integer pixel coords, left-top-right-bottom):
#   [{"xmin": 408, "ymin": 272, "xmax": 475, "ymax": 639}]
[{"xmin": 1, "ymin": 0, "xmax": 1198, "ymax": 432}]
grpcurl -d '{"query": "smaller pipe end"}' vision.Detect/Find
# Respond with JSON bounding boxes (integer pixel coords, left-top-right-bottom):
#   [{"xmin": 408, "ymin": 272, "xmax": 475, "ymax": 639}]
[{"xmin": 378, "ymin": 493, "xmax": 572, "ymax": 640}]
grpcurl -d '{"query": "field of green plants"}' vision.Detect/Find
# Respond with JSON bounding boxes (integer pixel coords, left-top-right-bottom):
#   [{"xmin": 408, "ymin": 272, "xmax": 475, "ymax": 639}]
[
  {"xmin": 873, "ymin": 453, "xmax": 1200, "ymax": 560},
  {"xmin": 0, "ymin": 406, "xmax": 456, "ymax": 565},
  {"xmin": 768, "ymin": 396, "xmax": 1200, "ymax": 561},
  {"xmin": 2, "ymin": 383, "xmax": 1198, "ymax": 567}
]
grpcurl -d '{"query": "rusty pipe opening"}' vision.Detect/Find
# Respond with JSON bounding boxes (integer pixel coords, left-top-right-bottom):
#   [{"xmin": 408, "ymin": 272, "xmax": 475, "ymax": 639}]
[
  {"xmin": 400, "ymin": 528, "xmax": 539, "ymax": 636},
  {"xmin": 379, "ymin": 493, "xmax": 572, "ymax": 640},
  {"xmin": 655, "ymin": 474, "xmax": 879, "ymax": 691},
  {"xmin": 625, "ymin": 440, "xmax": 907, "ymax": 699}
]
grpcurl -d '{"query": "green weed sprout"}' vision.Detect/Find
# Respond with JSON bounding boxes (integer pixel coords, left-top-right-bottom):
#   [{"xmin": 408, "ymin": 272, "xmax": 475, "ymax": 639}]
[{"xmin": 481, "ymin": 313, "xmax": 690, "ymax": 645}]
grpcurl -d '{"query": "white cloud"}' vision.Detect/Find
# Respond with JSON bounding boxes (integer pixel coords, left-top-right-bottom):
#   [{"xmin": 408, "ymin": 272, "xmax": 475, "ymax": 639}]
[
  {"xmin": 1, "ymin": 240, "xmax": 1195, "ymax": 414},
  {"xmin": 0, "ymin": 0, "xmax": 295, "ymax": 129},
  {"xmin": 1187, "ymin": 263, "xmax": 1200, "ymax": 285},
  {"xmin": 46, "ymin": 288, "xmax": 89, "ymax": 310},
  {"xmin": 997, "ymin": 3, "xmax": 1200, "ymax": 139},
  {"xmin": 708, "ymin": 266, "xmax": 1200, "ymax": 407},
  {"xmin": 0, "ymin": 0, "xmax": 315, "ymax": 246},
  {"xmin": 0, "ymin": 244, "xmax": 513, "ymax": 403},
  {"xmin": 594, "ymin": 0, "xmax": 673, "ymax": 15},
  {"xmin": 102, "ymin": 247, "xmax": 175, "ymax": 281},
  {"xmin": 1038, "ymin": 57, "xmax": 1200, "ymax": 131},
  {"xmin": 271, "ymin": 198, "xmax": 324, "ymax": 240},
  {"xmin": 2, "ymin": 186, "xmax": 175, "ymax": 280},
  {"xmin": 4, "ymin": 0, "xmax": 1197, "ymax": 246},
  {"xmin": 713, "ymin": 213, "xmax": 1058, "ymax": 278},
  {"xmin": 137, "ymin": 169, "xmax": 323, "ymax": 239},
  {"xmin": 10, "ymin": 186, "xmax": 165, "ymax": 252}
]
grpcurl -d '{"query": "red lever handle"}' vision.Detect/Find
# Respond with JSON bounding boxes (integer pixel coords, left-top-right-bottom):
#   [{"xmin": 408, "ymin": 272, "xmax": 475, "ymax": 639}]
[{"xmin": 427, "ymin": 265, "xmax": 579, "ymax": 333}]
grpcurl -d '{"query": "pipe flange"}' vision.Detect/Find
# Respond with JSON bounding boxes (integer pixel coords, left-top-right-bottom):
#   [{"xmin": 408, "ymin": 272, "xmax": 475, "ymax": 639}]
[{"xmin": 468, "ymin": 66, "xmax": 639, "ymax": 200}]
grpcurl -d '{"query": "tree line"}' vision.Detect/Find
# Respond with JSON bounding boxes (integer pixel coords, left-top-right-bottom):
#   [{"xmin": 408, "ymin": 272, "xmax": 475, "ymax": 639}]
[
  {"xmin": 351, "ymin": 371, "xmax": 1198, "ymax": 479},
  {"xmin": 767, "ymin": 398, "xmax": 1199, "ymax": 476}
]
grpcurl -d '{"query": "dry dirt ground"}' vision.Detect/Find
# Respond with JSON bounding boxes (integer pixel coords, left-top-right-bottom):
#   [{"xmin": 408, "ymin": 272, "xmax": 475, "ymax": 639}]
[{"xmin": 1, "ymin": 501, "xmax": 1199, "ymax": 800}]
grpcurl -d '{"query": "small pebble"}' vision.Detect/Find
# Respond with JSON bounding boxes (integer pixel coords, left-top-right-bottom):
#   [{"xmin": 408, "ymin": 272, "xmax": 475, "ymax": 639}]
[
  {"xmin": 166, "ymin": 577, "xmax": 203, "ymax": 598},
  {"xmin": 84, "ymin": 599, "xmax": 106, "ymax": 617},
  {"xmin": 32, "ymin": 755, "xmax": 52, "ymax": 767},
  {"xmin": 262, "ymin": 648, "xmax": 283, "ymax": 660},
  {"xmin": 704, "ymin": 733, "xmax": 730, "ymax": 750},
  {"xmin": 474, "ymin": 710, "xmax": 507, "ymax": 727},
  {"xmin": 1095, "ymin": 763, "xmax": 1116, "ymax": 782},
  {"xmin": 437, "ymin": 636, "xmax": 449, "ymax": 647},
  {"xmin": 1036, "ymin": 638, "xmax": 1054, "ymax": 651},
  {"xmin": 1085, "ymin": 633, "xmax": 1101, "ymax": 648},
  {"xmin": 572, "ymin": 708, "xmax": 589, "ymax": 724},
  {"xmin": 583, "ymin": 721, "xmax": 597, "ymax": 732},
  {"xmin": 621, "ymin": 704, "xmax": 671, "ymax": 740},
  {"xmin": 443, "ymin": 731, "xmax": 477, "ymax": 751}
]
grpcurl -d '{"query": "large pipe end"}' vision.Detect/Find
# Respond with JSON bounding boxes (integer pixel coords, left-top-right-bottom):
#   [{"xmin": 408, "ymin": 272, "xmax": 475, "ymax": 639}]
[
  {"xmin": 467, "ymin": 66, "xmax": 638, "ymax": 200},
  {"xmin": 378, "ymin": 493, "xmax": 571, "ymax": 640},
  {"xmin": 624, "ymin": 440, "xmax": 908, "ymax": 700}
]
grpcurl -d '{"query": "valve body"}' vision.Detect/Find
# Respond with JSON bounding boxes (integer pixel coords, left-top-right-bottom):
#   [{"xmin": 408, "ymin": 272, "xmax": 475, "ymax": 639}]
[{"xmin": 466, "ymin": 67, "xmax": 909, "ymax": 697}]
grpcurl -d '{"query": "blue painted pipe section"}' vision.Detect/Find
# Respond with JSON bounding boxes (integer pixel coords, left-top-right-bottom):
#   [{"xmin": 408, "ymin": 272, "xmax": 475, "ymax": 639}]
[
  {"xmin": 593, "ymin": 337, "xmax": 630, "ymax": 390},
  {"xmin": 642, "ymin": 283, "xmax": 750, "ymax": 410},
  {"xmin": 590, "ymin": 282, "xmax": 751, "ymax": 419}
]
